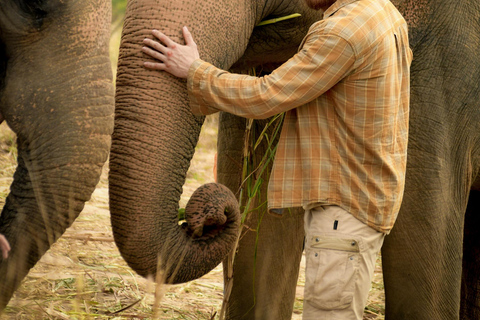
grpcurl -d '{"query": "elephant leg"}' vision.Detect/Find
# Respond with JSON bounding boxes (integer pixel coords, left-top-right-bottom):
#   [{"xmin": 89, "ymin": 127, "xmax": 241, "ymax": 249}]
[
  {"xmin": 382, "ymin": 165, "xmax": 466, "ymax": 319},
  {"xmin": 226, "ymin": 208, "xmax": 304, "ymax": 320},
  {"xmin": 217, "ymin": 112, "xmax": 304, "ymax": 320},
  {"xmin": 461, "ymin": 190, "xmax": 480, "ymax": 319}
]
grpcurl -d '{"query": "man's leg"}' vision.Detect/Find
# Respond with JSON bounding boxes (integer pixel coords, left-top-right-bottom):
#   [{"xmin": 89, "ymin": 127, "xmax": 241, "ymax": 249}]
[{"xmin": 303, "ymin": 205, "xmax": 385, "ymax": 320}]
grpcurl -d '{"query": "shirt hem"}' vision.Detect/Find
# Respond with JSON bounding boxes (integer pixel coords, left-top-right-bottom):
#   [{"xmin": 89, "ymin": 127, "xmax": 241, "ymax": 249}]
[{"xmin": 268, "ymin": 200, "xmax": 394, "ymax": 234}]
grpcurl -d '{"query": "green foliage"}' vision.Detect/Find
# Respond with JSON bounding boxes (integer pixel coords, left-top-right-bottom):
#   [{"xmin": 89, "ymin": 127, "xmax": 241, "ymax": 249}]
[
  {"xmin": 112, "ymin": 0, "xmax": 127, "ymax": 24},
  {"xmin": 112, "ymin": 0, "xmax": 127, "ymax": 14},
  {"xmin": 256, "ymin": 13, "xmax": 302, "ymax": 26},
  {"xmin": 239, "ymin": 113, "xmax": 284, "ymax": 223}
]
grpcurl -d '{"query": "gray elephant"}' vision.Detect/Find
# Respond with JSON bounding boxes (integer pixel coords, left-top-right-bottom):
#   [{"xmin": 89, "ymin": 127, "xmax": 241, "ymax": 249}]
[
  {"xmin": 110, "ymin": 0, "xmax": 480, "ymax": 320},
  {"xmin": 0, "ymin": 0, "xmax": 114, "ymax": 310},
  {"xmin": 382, "ymin": 0, "xmax": 480, "ymax": 319},
  {"xmin": 110, "ymin": 2, "xmax": 321, "ymax": 317}
]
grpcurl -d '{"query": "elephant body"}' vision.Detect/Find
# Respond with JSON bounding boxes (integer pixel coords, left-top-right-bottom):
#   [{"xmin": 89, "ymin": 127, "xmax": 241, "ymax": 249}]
[
  {"xmin": 0, "ymin": 0, "xmax": 114, "ymax": 310},
  {"xmin": 382, "ymin": 0, "xmax": 480, "ymax": 318},
  {"xmin": 111, "ymin": 0, "xmax": 480, "ymax": 319}
]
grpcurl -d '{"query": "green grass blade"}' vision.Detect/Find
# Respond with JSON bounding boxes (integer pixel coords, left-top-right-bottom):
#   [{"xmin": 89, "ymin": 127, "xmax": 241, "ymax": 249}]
[{"xmin": 256, "ymin": 13, "xmax": 302, "ymax": 26}]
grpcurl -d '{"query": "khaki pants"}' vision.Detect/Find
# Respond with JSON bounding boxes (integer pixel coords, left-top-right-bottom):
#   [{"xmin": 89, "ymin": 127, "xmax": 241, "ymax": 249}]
[{"xmin": 303, "ymin": 205, "xmax": 385, "ymax": 320}]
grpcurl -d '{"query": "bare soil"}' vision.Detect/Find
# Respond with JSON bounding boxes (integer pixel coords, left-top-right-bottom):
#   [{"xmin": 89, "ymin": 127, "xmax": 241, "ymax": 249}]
[{"xmin": 1, "ymin": 114, "xmax": 385, "ymax": 319}]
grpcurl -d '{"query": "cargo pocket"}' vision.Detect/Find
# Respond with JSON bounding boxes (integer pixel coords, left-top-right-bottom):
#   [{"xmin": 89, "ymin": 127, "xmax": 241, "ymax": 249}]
[{"xmin": 304, "ymin": 235, "xmax": 360, "ymax": 310}]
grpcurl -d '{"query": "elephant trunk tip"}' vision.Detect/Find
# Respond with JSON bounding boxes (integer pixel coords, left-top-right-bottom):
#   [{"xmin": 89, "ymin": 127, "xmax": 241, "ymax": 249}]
[
  {"xmin": 183, "ymin": 183, "xmax": 240, "ymax": 240},
  {"xmin": 119, "ymin": 183, "xmax": 241, "ymax": 284}
]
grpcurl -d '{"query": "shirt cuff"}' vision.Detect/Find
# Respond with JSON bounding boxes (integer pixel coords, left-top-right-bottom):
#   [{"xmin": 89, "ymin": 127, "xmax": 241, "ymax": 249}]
[{"xmin": 187, "ymin": 59, "xmax": 220, "ymax": 116}]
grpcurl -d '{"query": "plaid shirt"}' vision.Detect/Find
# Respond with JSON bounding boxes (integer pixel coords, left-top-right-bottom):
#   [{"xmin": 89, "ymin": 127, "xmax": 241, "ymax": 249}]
[{"xmin": 187, "ymin": 0, "xmax": 412, "ymax": 233}]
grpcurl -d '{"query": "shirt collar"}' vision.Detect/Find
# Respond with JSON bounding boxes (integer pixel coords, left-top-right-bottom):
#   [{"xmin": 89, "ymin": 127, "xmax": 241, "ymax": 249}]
[{"xmin": 324, "ymin": 0, "xmax": 361, "ymax": 18}]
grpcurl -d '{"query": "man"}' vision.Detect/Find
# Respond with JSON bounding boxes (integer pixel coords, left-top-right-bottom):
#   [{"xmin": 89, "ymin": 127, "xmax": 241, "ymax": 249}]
[{"xmin": 142, "ymin": 0, "xmax": 412, "ymax": 318}]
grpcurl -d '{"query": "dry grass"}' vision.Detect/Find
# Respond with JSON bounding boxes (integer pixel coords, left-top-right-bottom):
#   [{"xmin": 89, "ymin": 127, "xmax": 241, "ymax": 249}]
[
  {"xmin": 1, "ymin": 118, "xmax": 224, "ymax": 319},
  {"xmin": 0, "ymin": 117, "xmax": 385, "ymax": 319}
]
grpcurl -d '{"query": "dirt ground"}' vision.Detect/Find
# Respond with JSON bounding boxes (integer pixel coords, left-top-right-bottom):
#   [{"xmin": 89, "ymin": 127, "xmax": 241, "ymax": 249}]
[{"xmin": 0, "ymin": 114, "xmax": 385, "ymax": 319}]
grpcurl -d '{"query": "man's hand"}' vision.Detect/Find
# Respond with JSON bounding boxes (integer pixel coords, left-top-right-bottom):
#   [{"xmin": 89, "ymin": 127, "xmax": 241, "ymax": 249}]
[
  {"xmin": 142, "ymin": 26, "xmax": 200, "ymax": 79},
  {"xmin": 0, "ymin": 234, "xmax": 10, "ymax": 259}
]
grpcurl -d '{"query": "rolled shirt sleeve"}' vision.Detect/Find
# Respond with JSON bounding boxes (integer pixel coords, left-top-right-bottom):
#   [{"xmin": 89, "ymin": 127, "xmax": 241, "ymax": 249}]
[
  {"xmin": 186, "ymin": 0, "xmax": 412, "ymax": 233},
  {"xmin": 187, "ymin": 28, "xmax": 356, "ymax": 119}
]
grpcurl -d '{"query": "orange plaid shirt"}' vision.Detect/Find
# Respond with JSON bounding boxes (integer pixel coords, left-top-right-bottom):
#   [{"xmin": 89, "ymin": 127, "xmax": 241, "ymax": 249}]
[{"xmin": 187, "ymin": 0, "xmax": 412, "ymax": 233}]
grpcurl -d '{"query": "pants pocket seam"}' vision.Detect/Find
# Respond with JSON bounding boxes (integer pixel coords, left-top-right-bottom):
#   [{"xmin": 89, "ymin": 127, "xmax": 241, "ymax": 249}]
[{"xmin": 305, "ymin": 237, "xmax": 360, "ymax": 310}]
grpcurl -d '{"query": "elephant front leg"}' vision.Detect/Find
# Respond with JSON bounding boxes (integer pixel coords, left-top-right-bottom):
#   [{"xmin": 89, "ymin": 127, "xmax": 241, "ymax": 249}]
[
  {"xmin": 217, "ymin": 113, "xmax": 304, "ymax": 320},
  {"xmin": 382, "ymin": 162, "xmax": 467, "ymax": 319},
  {"xmin": 226, "ymin": 208, "xmax": 304, "ymax": 320}
]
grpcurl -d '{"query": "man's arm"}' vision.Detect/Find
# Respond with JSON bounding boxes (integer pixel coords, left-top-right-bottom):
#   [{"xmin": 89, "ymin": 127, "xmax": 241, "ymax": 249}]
[{"xmin": 142, "ymin": 24, "xmax": 356, "ymax": 119}]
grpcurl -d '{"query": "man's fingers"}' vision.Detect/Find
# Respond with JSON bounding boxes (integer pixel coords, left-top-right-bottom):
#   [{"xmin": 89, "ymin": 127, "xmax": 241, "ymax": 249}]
[
  {"xmin": 142, "ymin": 36, "xmax": 169, "ymax": 72},
  {"xmin": 143, "ymin": 38, "xmax": 167, "ymax": 55},
  {"xmin": 183, "ymin": 26, "xmax": 196, "ymax": 47},
  {"xmin": 144, "ymin": 61, "xmax": 167, "ymax": 71},
  {"xmin": 142, "ymin": 46, "xmax": 167, "ymax": 62},
  {"xmin": 152, "ymin": 29, "xmax": 176, "ymax": 48},
  {"xmin": 142, "ymin": 27, "xmax": 198, "ymax": 78}
]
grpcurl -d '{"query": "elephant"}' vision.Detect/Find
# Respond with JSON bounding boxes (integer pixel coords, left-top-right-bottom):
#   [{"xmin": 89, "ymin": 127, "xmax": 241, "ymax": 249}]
[
  {"xmin": 0, "ymin": 0, "xmax": 114, "ymax": 311},
  {"xmin": 110, "ymin": 0, "xmax": 480, "ymax": 320},
  {"xmin": 381, "ymin": 0, "xmax": 480, "ymax": 319},
  {"xmin": 110, "ymin": 0, "xmax": 322, "ymax": 318}
]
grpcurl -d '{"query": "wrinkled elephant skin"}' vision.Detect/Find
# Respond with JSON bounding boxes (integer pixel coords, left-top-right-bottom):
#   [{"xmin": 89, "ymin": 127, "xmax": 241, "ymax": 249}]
[
  {"xmin": 110, "ymin": 0, "xmax": 321, "ymax": 318},
  {"xmin": 111, "ymin": 0, "xmax": 480, "ymax": 319},
  {"xmin": 382, "ymin": 1, "xmax": 480, "ymax": 319},
  {"xmin": 0, "ymin": 0, "xmax": 114, "ymax": 311}
]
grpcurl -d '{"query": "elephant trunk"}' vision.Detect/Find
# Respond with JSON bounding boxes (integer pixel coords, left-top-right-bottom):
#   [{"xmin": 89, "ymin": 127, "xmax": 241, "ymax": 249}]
[
  {"xmin": 109, "ymin": 67, "xmax": 241, "ymax": 282},
  {"xmin": 109, "ymin": 54, "xmax": 241, "ymax": 283},
  {"xmin": 0, "ymin": 0, "xmax": 114, "ymax": 309},
  {"xmin": 109, "ymin": 0, "xmax": 246, "ymax": 282}
]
